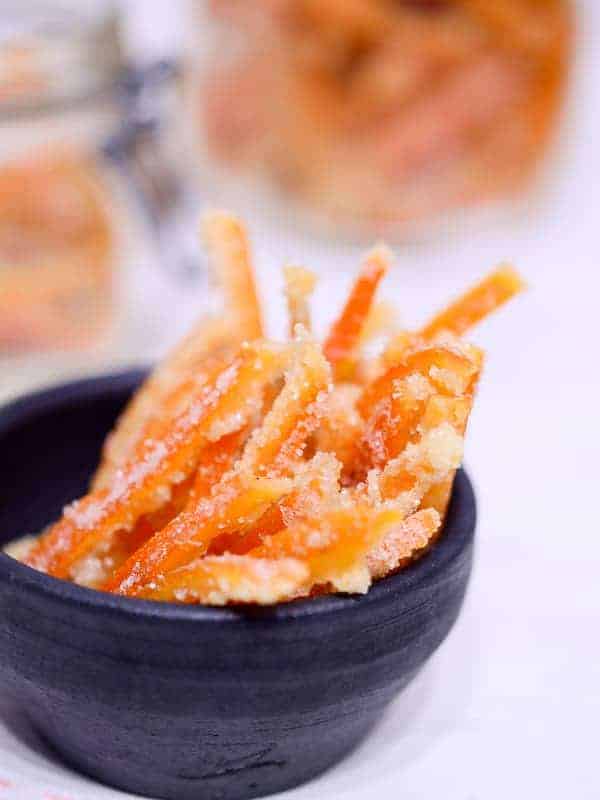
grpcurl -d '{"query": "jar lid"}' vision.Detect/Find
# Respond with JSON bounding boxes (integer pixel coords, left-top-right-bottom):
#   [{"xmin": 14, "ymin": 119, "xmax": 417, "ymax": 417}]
[{"xmin": 0, "ymin": 0, "xmax": 124, "ymax": 118}]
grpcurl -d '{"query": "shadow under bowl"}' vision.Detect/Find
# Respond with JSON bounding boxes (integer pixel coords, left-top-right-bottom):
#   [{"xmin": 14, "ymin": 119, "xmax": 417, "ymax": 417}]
[{"xmin": 0, "ymin": 371, "xmax": 476, "ymax": 800}]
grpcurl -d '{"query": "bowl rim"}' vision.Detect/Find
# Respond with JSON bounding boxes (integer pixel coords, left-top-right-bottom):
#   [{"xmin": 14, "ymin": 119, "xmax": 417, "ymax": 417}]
[{"xmin": 0, "ymin": 370, "xmax": 476, "ymax": 625}]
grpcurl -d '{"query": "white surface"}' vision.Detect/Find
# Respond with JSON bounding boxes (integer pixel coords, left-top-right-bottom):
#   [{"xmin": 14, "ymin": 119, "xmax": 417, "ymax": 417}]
[{"xmin": 1, "ymin": 2, "xmax": 599, "ymax": 798}]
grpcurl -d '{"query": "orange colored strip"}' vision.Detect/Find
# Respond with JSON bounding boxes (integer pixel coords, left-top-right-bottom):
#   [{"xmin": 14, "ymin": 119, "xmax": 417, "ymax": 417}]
[
  {"xmin": 25, "ymin": 343, "xmax": 284, "ymax": 579},
  {"xmin": 323, "ymin": 247, "xmax": 389, "ymax": 379},
  {"xmin": 210, "ymin": 452, "xmax": 341, "ymax": 556},
  {"xmin": 237, "ymin": 337, "xmax": 332, "ymax": 478},
  {"xmin": 107, "ymin": 339, "xmax": 331, "ymax": 597},
  {"xmin": 92, "ymin": 316, "xmax": 239, "ymax": 491},
  {"xmin": 202, "ymin": 211, "xmax": 264, "ymax": 340},
  {"xmin": 367, "ymin": 508, "xmax": 442, "ymax": 580},
  {"xmin": 284, "ymin": 265, "xmax": 316, "ymax": 337},
  {"xmin": 146, "ymin": 555, "xmax": 309, "ymax": 605},
  {"xmin": 149, "ymin": 504, "xmax": 405, "ymax": 604},
  {"xmin": 420, "ymin": 265, "xmax": 525, "ymax": 341},
  {"xmin": 189, "ymin": 426, "xmax": 250, "ymax": 503},
  {"xmin": 358, "ymin": 345, "xmax": 479, "ymax": 420},
  {"xmin": 104, "ymin": 478, "xmax": 292, "ymax": 597},
  {"xmin": 251, "ymin": 505, "xmax": 405, "ymax": 592}
]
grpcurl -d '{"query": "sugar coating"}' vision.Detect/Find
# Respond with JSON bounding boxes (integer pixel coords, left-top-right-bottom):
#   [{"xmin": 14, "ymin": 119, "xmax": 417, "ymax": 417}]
[
  {"xmin": 392, "ymin": 373, "xmax": 434, "ymax": 402},
  {"xmin": 367, "ymin": 508, "xmax": 441, "ymax": 579},
  {"xmin": 429, "ymin": 365, "xmax": 469, "ymax": 396},
  {"xmin": 3, "ymin": 534, "xmax": 37, "ymax": 561},
  {"xmin": 19, "ymin": 236, "xmax": 509, "ymax": 605},
  {"xmin": 162, "ymin": 556, "xmax": 308, "ymax": 606}
]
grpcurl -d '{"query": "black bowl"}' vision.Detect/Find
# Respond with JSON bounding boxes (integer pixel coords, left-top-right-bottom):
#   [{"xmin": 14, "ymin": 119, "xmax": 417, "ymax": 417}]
[{"xmin": 0, "ymin": 372, "xmax": 476, "ymax": 800}]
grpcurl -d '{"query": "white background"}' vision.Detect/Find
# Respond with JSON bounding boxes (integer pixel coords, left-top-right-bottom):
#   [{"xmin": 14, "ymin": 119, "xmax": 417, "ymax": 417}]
[{"xmin": 1, "ymin": 2, "xmax": 599, "ymax": 798}]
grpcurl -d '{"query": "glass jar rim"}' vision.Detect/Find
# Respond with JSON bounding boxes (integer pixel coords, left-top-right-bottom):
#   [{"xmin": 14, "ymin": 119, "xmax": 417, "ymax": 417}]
[{"xmin": 0, "ymin": 0, "xmax": 124, "ymax": 119}]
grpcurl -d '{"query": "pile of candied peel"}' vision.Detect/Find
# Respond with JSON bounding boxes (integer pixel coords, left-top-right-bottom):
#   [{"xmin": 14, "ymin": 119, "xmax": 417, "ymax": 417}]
[{"xmin": 14, "ymin": 212, "xmax": 524, "ymax": 605}]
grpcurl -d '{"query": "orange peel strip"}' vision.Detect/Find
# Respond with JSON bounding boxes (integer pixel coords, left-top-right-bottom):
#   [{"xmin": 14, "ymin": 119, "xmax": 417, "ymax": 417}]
[
  {"xmin": 151, "ymin": 503, "xmax": 406, "ymax": 604},
  {"xmin": 420, "ymin": 264, "xmax": 525, "ymax": 341},
  {"xmin": 94, "ymin": 210, "xmax": 267, "ymax": 490},
  {"xmin": 189, "ymin": 426, "xmax": 251, "ymax": 504},
  {"xmin": 25, "ymin": 341, "xmax": 286, "ymax": 579},
  {"xmin": 210, "ymin": 451, "xmax": 342, "ymax": 556},
  {"xmin": 113, "ymin": 349, "xmax": 245, "ymax": 473},
  {"xmin": 104, "ymin": 477, "xmax": 293, "ymax": 597},
  {"xmin": 355, "ymin": 344, "xmax": 481, "ymax": 481},
  {"xmin": 106, "ymin": 337, "xmax": 331, "ymax": 597},
  {"xmin": 359, "ymin": 300, "xmax": 398, "ymax": 346},
  {"xmin": 250, "ymin": 504, "xmax": 407, "ymax": 595},
  {"xmin": 42, "ymin": 475, "xmax": 198, "ymax": 590},
  {"xmin": 202, "ymin": 210, "xmax": 263, "ymax": 340},
  {"xmin": 359, "ymin": 371, "xmax": 435, "ymax": 474},
  {"xmin": 284, "ymin": 265, "xmax": 316, "ymax": 337},
  {"xmin": 419, "ymin": 478, "xmax": 457, "ymax": 520},
  {"xmin": 358, "ymin": 345, "xmax": 480, "ymax": 420},
  {"xmin": 92, "ymin": 316, "xmax": 238, "ymax": 490},
  {"xmin": 120, "ymin": 427, "xmax": 252, "ymax": 572},
  {"xmin": 374, "ymin": 410, "xmax": 466, "ymax": 505},
  {"xmin": 381, "ymin": 331, "xmax": 422, "ymax": 370},
  {"xmin": 419, "ymin": 394, "xmax": 474, "ymax": 518},
  {"xmin": 367, "ymin": 508, "xmax": 442, "ymax": 580},
  {"xmin": 323, "ymin": 247, "xmax": 389, "ymax": 380},
  {"xmin": 147, "ymin": 555, "xmax": 310, "ymax": 605},
  {"xmin": 313, "ymin": 384, "xmax": 363, "ymax": 483},
  {"xmin": 237, "ymin": 332, "xmax": 332, "ymax": 478}
]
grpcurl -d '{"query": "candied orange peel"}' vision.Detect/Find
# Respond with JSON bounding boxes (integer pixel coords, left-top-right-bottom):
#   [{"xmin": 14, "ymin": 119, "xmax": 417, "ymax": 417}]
[
  {"xmin": 25, "ymin": 340, "xmax": 286, "ymax": 580},
  {"xmin": 323, "ymin": 246, "xmax": 390, "ymax": 380},
  {"xmin": 18, "ymin": 216, "xmax": 524, "ymax": 605},
  {"xmin": 94, "ymin": 210, "xmax": 264, "ymax": 490},
  {"xmin": 202, "ymin": 210, "xmax": 264, "ymax": 340},
  {"xmin": 284, "ymin": 265, "xmax": 317, "ymax": 336},
  {"xmin": 105, "ymin": 334, "xmax": 331, "ymax": 597},
  {"xmin": 420, "ymin": 264, "xmax": 525, "ymax": 341}
]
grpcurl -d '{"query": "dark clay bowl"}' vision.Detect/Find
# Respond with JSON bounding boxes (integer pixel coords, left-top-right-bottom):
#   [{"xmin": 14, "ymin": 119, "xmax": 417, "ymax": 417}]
[{"xmin": 0, "ymin": 371, "xmax": 476, "ymax": 800}]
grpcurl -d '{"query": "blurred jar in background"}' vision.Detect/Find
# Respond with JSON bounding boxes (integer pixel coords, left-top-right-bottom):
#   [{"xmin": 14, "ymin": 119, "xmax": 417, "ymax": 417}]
[
  {"xmin": 190, "ymin": 0, "xmax": 572, "ymax": 237},
  {"xmin": 0, "ymin": 149, "xmax": 114, "ymax": 351},
  {"xmin": 0, "ymin": 1, "xmax": 190, "ymax": 404},
  {"xmin": 0, "ymin": 1, "xmax": 122, "ymax": 354}
]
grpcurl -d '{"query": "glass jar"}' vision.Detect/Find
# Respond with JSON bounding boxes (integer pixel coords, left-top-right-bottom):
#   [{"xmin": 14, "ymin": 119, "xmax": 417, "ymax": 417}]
[
  {"xmin": 0, "ymin": 1, "xmax": 188, "ymax": 402},
  {"xmin": 187, "ymin": 0, "xmax": 573, "ymax": 239}
]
